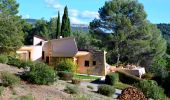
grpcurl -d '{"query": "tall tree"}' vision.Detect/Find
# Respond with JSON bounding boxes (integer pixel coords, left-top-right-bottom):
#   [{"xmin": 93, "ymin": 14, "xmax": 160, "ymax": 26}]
[
  {"xmin": 90, "ymin": 0, "xmax": 166, "ymax": 70},
  {"xmin": 56, "ymin": 11, "xmax": 60, "ymax": 38},
  {"xmin": 0, "ymin": 0, "xmax": 19, "ymax": 15},
  {"xmin": 61, "ymin": 6, "xmax": 71, "ymax": 37},
  {"xmin": 0, "ymin": 0, "xmax": 24, "ymax": 53},
  {"xmin": 49, "ymin": 17, "xmax": 57, "ymax": 39}
]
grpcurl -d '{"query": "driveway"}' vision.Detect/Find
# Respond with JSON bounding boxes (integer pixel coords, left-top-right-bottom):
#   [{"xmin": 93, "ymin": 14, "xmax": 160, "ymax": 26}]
[{"xmin": 80, "ymin": 80, "xmax": 122, "ymax": 99}]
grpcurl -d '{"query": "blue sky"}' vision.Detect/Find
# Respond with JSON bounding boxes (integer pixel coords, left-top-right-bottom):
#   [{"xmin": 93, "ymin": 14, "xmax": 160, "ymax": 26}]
[{"xmin": 16, "ymin": 0, "xmax": 170, "ymax": 24}]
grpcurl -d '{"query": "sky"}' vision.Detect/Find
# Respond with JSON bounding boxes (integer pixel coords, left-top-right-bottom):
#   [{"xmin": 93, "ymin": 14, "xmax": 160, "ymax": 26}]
[{"xmin": 16, "ymin": 0, "xmax": 170, "ymax": 24}]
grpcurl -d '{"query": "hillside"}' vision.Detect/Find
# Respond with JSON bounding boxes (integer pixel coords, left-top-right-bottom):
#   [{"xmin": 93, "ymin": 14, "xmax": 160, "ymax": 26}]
[
  {"xmin": 0, "ymin": 63, "xmax": 115, "ymax": 100},
  {"xmin": 25, "ymin": 19, "xmax": 89, "ymax": 32}
]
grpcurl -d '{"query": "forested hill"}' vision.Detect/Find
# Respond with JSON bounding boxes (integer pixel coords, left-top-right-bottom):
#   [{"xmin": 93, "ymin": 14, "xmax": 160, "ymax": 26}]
[
  {"xmin": 25, "ymin": 19, "xmax": 89, "ymax": 32},
  {"xmin": 157, "ymin": 24, "xmax": 170, "ymax": 45}
]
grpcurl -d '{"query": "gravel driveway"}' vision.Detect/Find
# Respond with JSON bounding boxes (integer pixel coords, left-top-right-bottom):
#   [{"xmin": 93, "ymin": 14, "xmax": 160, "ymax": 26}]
[{"xmin": 80, "ymin": 81, "xmax": 122, "ymax": 99}]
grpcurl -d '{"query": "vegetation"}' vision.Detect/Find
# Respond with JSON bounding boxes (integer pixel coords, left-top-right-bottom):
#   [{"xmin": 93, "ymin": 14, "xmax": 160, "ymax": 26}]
[
  {"xmin": 72, "ymin": 79, "xmax": 81, "ymax": 85},
  {"xmin": 162, "ymin": 73, "xmax": 170, "ymax": 96},
  {"xmin": 134, "ymin": 80, "xmax": 168, "ymax": 100},
  {"xmin": 117, "ymin": 70, "xmax": 142, "ymax": 84},
  {"xmin": 105, "ymin": 73, "xmax": 119, "ymax": 86},
  {"xmin": 0, "ymin": 0, "xmax": 24, "ymax": 54},
  {"xmin": 56, "ymin": 59, "xmax": 77, "ymax": 73},
  {"xmin": 7, "ymin": 56, "xmax": 28, "ymax": 69},
  {"xmin": 57, "ymin": 71, "xmax": 73, "ymax": 80},
  {"xmin": 56, "ymin": 11, "xmax": 61, "ymax": 38},
  {"xmin": 0, "ymin": 54, "xmax": 8, "ymax": 64},
  {"xmin": 97, "ymin": 84, "xmax": 115, "ymax": 97},
  {"xmin": 73, "ymin": 74, "xmax": 99, "ymax": 80},
  {"xmin": 64, "ymin": 84, "xmax": 79, "ymax": 94},
  {"xmin": 89, "ymin": 0, "xmax": 167, "ymax": 71},
  {"xmin": 0, "ymin": 86, "xmax": 4, "ymax": 96},
  {"xmin": 0, "ymin": 71, "xmax": 20, "ymax": 87},
  {"xmin": 87, "ymin": 85, "xmax": 93, "ymax": 90},
  {"xmin": 141, "ymin": 73, "xmax": 154, "ymax": 80},
  {"xmin": 114, "ymin": 82, "xmax": 132, "ymax": 90},
  {"xmin": 61, "ymin": 6, "xmax": 71, "ymax": 37},
  {"xmin": 25, "ymin": 62, "xmax": 56, "ymax": 85}
]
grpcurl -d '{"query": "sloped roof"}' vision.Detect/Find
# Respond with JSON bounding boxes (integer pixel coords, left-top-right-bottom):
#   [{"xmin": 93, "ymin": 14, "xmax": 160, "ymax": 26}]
[{"xmin": 43, "ymin": 37, "xmax": 78, "ymax": 57}]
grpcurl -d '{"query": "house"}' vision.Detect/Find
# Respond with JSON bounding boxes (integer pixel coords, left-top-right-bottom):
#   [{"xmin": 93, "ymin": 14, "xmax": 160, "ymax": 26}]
[{"xmin": 17, "ymin": 36, "xmax": 108, "ymax": 76}]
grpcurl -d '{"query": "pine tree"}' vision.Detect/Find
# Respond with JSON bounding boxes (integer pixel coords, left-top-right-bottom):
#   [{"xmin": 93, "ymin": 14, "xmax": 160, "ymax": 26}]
[
  {"xmin": 61, "ymin": 6, "xmax": 71, "ymax": 37},
  {"xmin": 56, "ymin": 11, "xmax": 60, "ymax": 38},
  {"xmin": 90, "ymin": 0, "xmax": 167, "ymax": 69}
]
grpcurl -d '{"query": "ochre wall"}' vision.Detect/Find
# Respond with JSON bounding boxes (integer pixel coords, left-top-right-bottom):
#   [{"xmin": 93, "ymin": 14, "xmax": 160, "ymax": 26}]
[{"xmin": 77, "ymin": 51, "xmax": 106, "ymax": 76}]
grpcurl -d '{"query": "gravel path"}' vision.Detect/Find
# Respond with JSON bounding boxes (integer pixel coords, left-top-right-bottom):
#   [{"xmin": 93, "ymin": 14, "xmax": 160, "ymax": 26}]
[
  {"xmin": 80, "ymin": 81, "xmax": 122, "ymax": 99},
  {"xmin": 0, "ymin": 63, "xmax": 23, "ymax": 74}
]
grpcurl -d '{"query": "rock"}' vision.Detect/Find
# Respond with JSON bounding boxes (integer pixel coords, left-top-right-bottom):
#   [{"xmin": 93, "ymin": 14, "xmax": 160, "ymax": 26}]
[{"xmin": 118, "ymin": 87, "xmax": 146, "ymax": 100}]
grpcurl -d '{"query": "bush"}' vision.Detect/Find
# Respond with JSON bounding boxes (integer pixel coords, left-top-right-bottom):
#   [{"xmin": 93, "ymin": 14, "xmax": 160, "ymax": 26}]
[
  {"xmin": 19, "ymin": 94, "xmax": 34, "ymax": 100},
  {"xmin": 0, "ymin": 71, "xmax": 20, "ymax": 87},
  {"xmin": 57, "ymin": 71, "xmax": 73, "ymax": 80},
  {"xmin": 25, "ymin": 62, "xmax": 56, "ymax": 85},
  {"xmin": 7, "ymin": 56, "xmax": 27, "ymax": 68},
  {"xmin": 141, "ymin": 73, "xmax": 154, "ymax": 80},
  {"xmin": 97, "ymin": 84, "xmax": 115, "ymax": 97},
  {"xmin": 162, "ymin": 73, "xmax": 170, "ymax": 95},
  {"xmin": 105, "ymin": 73, "xmax": 119, "ymax": 86},
  {"xmin": 117, "ymin": 70, "xmax": 142, "ymax": 84},
  {"xmin": 64, "ymin": 84, "xmax": 79, "ymax": 94},
  {"xmin": 72, "ymin": 79, "xmax": 81, "ymax": 85},
  {"xmin": 134, "ymin": 80, "xmax": 167, "ymax": 100},
  {"xmin": 56, "ymin": 59, "xmax": 77, "ymax": 73},
  {"xmin": 0, "ymin": 54, "xmax": 8, "ymax": 64},
  {"xmin": 0, "ymin": 86, "xmax": 4, "ymax": 96}
]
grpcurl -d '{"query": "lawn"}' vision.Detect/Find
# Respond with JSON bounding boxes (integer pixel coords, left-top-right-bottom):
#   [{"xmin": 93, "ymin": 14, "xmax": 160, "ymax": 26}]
[
  {"xmin": 73, "ymin": 74, "xmax": 100, "ymax": 81},
  {"xmin": 114, "ymin": 82, "xmax": 132, "ymax": 90}
]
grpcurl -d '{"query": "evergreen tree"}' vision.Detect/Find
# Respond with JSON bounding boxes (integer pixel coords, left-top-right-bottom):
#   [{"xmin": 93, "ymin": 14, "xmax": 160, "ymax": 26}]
[
  {"xmin": 0, "ymin": 0, "xmax": 24, "ymax": 53},
  {"xmin": 56, "ymin": 11, "xmax": 60, "ymax": 38},
  {"xmin": 0, "ymin": 0, "xmax": 19, "ymax": 15},
  {"xmin": 90, "ymin": 0, "xmax": 167, "ymax": 69},
  {"xmin": 49, "ymin": 17, "xmax": 57, "ymax": 39},
  {"xmin": 61, "ymin": 6, "xmax": 71, "ymax": 37}
]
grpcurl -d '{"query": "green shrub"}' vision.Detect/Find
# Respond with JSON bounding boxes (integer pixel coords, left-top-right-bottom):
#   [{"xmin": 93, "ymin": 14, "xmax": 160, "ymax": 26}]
[
  {"xmin": 134, "ymin": 80, "xmax": 168, "ymax": 100},
  {"xmin": 57, "ymin": 71, "xmax": 73, "ymax": 80},
  {"xmin": 97, "ymin": 84, "xmax": 115, "ymax": 97},
  {"xmin": 74, "ymin": 95, "xmax": 89, "ymax": 100},
  {"xmin": 141, "ymin": 73, "xmax": 154, "ymax": 80},
  {"xmin": 72, "ymin": 79, "xmax": 81, "ymax": 85},
  {"xmin": 0, "ymin": 54, "xmax": 8, "ymax": 64},
  {"xmin": 0, "ymin": 71, "xmax": 20, "ymax": 87},
  {"xmin": 56, "ymin": 59, "xmax": 77, "ymax": 73},
  {"xmin": 7, "ymin": 56, "xmax": 26, "ymax": 68},
  {"xmin": 105, "ymin": 73, "xmax": 119, "ymax": 86},
  {"xmin": 162, "ymin": 73, "xmax": 170, "ymax": 95},
  {"xmin": 0, "ymin": 86, "xmax": 4, "ymax": 96},
  {"xmin": 64, "ymin": 84, "xmax": 79, "ymax": 94},
  {"xmin": 117, "ymin": 70, "xmax": 142, "ymax": 84},
  {"xmin": 26, "ymin": 62, "xmax": 56, "ymax": 85},
  {"xmin": 87, "ymin": 85, "xmax": 93, "ymax": 90},
  {"xmin": 19, "ymin": 94, "xmax": 34, "ymax": 100}
]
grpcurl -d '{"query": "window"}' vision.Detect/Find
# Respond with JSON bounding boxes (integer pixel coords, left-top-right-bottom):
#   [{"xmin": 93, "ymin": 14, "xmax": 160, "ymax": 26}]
[
  {"xmin": 93, "ymin": 61, "xmax": 96, "ymax": 66},
  {"xmin": 85, "ymin": 61, "xmax": 89, "ymax": 67}
]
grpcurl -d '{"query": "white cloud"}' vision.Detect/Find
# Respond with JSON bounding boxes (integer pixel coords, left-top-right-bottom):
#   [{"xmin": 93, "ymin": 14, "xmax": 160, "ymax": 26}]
[
  {"xmin": 45, "ymin": 0, "xmax": 64, "ymax": 11},
  {"xmin": 44, "ymin": 0, "xmax": 99, "ymax": 24},
  {"xmin": 69, "ymin": 9, "xmax": 79, "ymax": 17},
  {"xmin": 81, "ymin": 10, "xmax": 99, "ymax": 19},
  {"xmin": 23, "ymin": 14, "xmax": 30, "ymax": 19}
]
